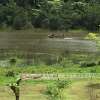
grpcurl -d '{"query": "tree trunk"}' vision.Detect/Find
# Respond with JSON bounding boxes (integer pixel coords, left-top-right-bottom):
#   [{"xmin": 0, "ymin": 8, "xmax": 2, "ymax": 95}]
[{"xmin": 16, "ymin": 95, "xmax": 19, "ymax": 100}]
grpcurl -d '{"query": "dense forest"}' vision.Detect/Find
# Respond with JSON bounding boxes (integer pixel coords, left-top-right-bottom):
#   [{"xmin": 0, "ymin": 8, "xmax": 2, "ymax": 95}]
[{"xmin": 0, "ymin": 0, "xmax": 100, "ymax": 31}]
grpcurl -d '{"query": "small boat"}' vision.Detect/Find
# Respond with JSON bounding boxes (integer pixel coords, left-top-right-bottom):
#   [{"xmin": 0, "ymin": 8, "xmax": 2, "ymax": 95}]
[
  {"xmin": 48, "ymin": 34, "xmax": 55, "ymax": 38},
  {"xmin": 48, "ymin": 33, "xmax": 65, "ymax": 38}
]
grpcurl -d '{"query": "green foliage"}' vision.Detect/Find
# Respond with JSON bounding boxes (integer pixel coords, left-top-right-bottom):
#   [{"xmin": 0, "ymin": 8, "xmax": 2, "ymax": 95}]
[
  {"xmin": 85, "ymin": 32, "xmax": 100, "ymax": 49},
  {"xmin": 8, "ymin": 78, "xmax": 21, "ymax": 100},
  {"xmin": 97, "ymin": 61, "xmax": 100, "ymax": 65},
  {"xmin": 82, "ymin": 4, "xmax": 100, "ymax": 31},
  {"xmin": 45, "ymin": 86, "xmax": 60, "ymax": 100},
  {"xmin": 56, "ymin": 80, "xmax": 71, "ymax": 89},
  {"xmin": 85, "ymin": 33, "xmax": 98, "ymax": 40},
  {"xmin": 5, "ymin": 70, "xmax": 15, "ymax": 77},
  {"xmin": 0, "ymin": 0, "xmax": 99, "ymax": 30},
  {"xmin": 49, "ymin": 16, "xmax": 63, "ymax": 30},
  {"xmin": 44, "ymin": 80, "xmax": 71, "ymax": 100},
  {"xmin": 13, "ymin": 11, "xmax": 28, "ymax": 30},
  {"xmin": 0, "ymin": 0, "xmax": 8, "ymax": 5},
  {"xmin": 80, "ymin": 61, "xmax": 97, "ymax": 67},
  {"xmin": 31, "ymin": 10, "xmax": 47, "ymax": 28},
  {"xmin": 9, "ymin": 58, "xmax": 17, "ymax": 65}
]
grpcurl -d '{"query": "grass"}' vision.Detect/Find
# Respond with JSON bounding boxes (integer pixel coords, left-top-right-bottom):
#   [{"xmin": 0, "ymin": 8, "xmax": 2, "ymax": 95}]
[
  {"xmin": 0, "ymin": 54, "xmax": 100, "ymax": 85},
  {"xmin": 0, "ymin": 64, "xmax": 100, "ymax": 75},
  {"xmin": 65, "ymin": 79, "xmax": 100, "ymax": 100},
  {"xmin": 0, "ymin": 56, "xmax": 100, "ymax": 99},
  {"xmin": 2, "ymin": 64, "xmax": 100, "ymax": 73},
  {"xmin": 0, "ymin": 79, "xmax": 100, "ymax": 100},
  {"xmin": 0, "ymin": 64, "xmax": 99, "ymax": 86},
  {"xmin": 0, "ymin": 84, "xmax": 46, "ymax": 100}
]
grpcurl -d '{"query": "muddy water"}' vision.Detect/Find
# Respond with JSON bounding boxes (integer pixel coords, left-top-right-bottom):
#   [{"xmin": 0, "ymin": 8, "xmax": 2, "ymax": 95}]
[{"xmin": 0, "ymin": 31, "xmax": 97, "ymax": 60}]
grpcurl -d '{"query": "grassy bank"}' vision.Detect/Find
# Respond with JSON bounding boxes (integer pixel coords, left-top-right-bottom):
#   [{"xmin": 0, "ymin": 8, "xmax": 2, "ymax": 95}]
[{"xmin": 0, "ymin": 64, "xmax": 100, "ymax": 85}]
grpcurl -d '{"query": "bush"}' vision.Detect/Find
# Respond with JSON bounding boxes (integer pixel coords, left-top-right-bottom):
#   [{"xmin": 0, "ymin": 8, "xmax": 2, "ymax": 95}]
[
  {"xmin": 82, "ymin": 4, "xmax": 100, "ymax": 31},
  {"xmin": 56, "ymin": 80, "xmax": 71, "ymax": 89},
  {"xmin": 44, "ymin": 58, "xmax": 57, "ymax": 65},
  {"xmin": 90, "ymin": 69, "xmax": 96, "ymax": 73},
  {"xmin": 85, "ymin": 33, "xmax": 98, "ymax": 40},
  {"xmin": 44, "ymin": 86, "xmax": 60, "ymax": 100},
  {"xmin": 31, "ymin": 11, "xmax": 47, "ymax": 28},
  {"xmin": 0, "ymin": 0, "xmax": 8, "ymax": 5},
  {"xmin": 44, "ymin": 80, "xmax": 71, "ymax": 100},
  {"xmin": 80, "ymin": 61, "xmax": 96, "ymax": 67},
  {"xmin": 13, "ymin": 12, "xmax": 28, "ymax": 30},
  {"xmin": 97, "ymin": 61, "xmax": 100, "ymax": 65},
  {"xmin": 5, "ymin": 70, "xmax": 15, "ymax": 77},
  {"xmin": 9, "ymin": 58, "xmax": 16, "ymax": 65},
  {"xmin": 49, "ymin": 16, "xmax": 63, "ymax": 30}
]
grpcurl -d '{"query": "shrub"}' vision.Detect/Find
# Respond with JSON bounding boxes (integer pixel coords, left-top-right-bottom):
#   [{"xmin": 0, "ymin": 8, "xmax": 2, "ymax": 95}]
[
  {"xmin": 97, "ymin": 61, "xmax": 100, "ymax": 65},
  {"xmin": 5, "ymin": 70, "xmax": 15, "ymax": 77},
  {"xmin": 44, "ymin": 80, "xmax": 71, "ymax": 100},
  {"xmin": 56, "ymin": 80, "xmax": 71, "ymax": 89},
  {"xmin": 0, "ymin": 0, "xmax": 8, "ymax": 5},
  {"xmin": 85, "ymin": 33, "xmax": 98, "ymax": 40},
  {"xmin": 45, "ymin": 86, "xmax": 60, "ymax": 100},
  {"xmin": 44, "ymin": 58, "xmax": 57, "ymax": 65},
  {"xmin": 9, "ymin": 58, "xmax": 16, "ymax": 65},
  {"xmin": 90, "ymin": 69, "xmax": 96, "ymax": 73},
  {"xmin": 59, "ymin": 58, "xmax": 72, "ymax": 67},
  {"xmin": 49, "ymin": 16, "xmax": 63, "ymax": 30},
  {"xmin": 31, "ymin": 10, "xmax": 47, "ymax": 28},
  {"xmin": 80, "ymin": 61, "xmax": 96, "ymax": 67},
  {"xmin": 13, "ymin": 12, "xmax": 28, "ymax": 30}
]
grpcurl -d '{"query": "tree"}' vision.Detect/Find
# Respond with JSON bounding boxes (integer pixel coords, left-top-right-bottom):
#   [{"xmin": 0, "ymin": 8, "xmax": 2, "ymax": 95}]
[
  {"xmin": 0, "ymin": 0, "xmax": 100, "ymax": 31},
  {"xmin": 31, "ymin": 10, "xmax": 47, "ymax": 28},
  {"xmin": 0, "ymin": 0, "xmax": 8, "ymax": 5},
  {"xmin": 8, "ymin": 78, "xmax": 21, "ymax": 100},
  {"xmin": 15, "ymin": 0, "xmax": 44, "ymax": 8},
  {"xmin": 82, "ymin": 4, "xmax": 100, "ymax": 31},
  {"xmin": 0, "ymin": 5, "xmax": 7, "ymax": 25},
  {"xmin": 13, "ymin": 10, "xmax": 28, "ymax": 30}
]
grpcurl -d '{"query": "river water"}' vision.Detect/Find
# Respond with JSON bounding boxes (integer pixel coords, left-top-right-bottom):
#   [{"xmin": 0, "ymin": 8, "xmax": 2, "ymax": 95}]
[{"xmin": 0, "ymin": 31, "xmax": 98, "ymax": 65}]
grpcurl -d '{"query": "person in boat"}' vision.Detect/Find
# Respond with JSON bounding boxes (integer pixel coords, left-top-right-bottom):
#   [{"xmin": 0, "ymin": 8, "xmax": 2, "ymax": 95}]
[
  {"xmin": 48, "ymin": 33, "xmax": 65, "ymax": 38},
  {"xmin": 48, "ymin": 33, "xmax": 55, "ymax": 38}
]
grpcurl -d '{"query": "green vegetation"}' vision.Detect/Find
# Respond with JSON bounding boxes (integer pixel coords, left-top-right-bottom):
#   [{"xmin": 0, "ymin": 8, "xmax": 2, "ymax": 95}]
[
  {"xmin": 0, "ymin": 62, "xmax": 100, "ymax": 85},
  {"xmin": 0, "ymin": 79, "xmax": 100, "ymax": 100},
  {"xmin": 0, "ymin": 0, "xmax": 100, "ymax": 31},
  {"xmin": 44, "ymin": 80, "xmax": 71, "ymax": 100},
  {"xmin": 8, "ymin": 78, "xmax": 21, "ymax": 100}
]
